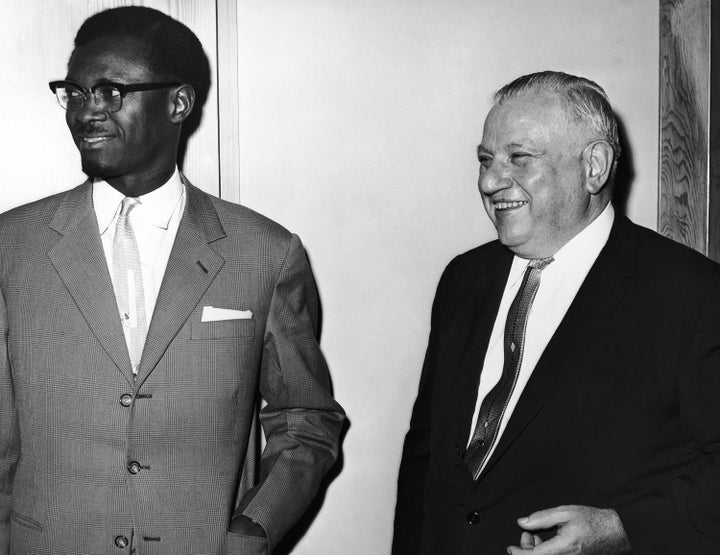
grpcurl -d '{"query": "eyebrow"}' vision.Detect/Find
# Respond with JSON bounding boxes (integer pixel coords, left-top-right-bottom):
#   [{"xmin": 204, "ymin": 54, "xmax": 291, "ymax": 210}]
[{"xmin": 477, "ymin": 141, "xmax": 540, "ymax": 155}]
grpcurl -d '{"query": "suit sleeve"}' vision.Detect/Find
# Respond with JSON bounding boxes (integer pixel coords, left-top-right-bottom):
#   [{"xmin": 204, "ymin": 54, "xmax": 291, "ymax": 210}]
[
  {"xmin": 616, "ymin": 279, "xmax": 720, "ymax": 553},
  {"xmin": 234, "ymin": 234, "xmax": 345, "ymax": 548},
  {"xmin": 0, "ymin": 284, "xmax": 18, "ymax": 554},
  {"xmin": 392, "ymin": 261, "xmax": 454, "ymax": 554}
]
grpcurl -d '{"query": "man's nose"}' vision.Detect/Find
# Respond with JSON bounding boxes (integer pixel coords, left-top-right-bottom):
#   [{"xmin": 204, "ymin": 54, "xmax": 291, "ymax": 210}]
[
  {"xmin": 69, "ymin": 95, "xmax": 108, "ymax": 124},
  {"xmin": 479, "ymin": 163, "xmax": 513, "ymax": 195}
]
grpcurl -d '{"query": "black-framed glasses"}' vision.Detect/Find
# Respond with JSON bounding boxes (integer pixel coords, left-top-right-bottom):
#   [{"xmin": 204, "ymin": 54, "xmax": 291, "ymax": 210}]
[{"xmin": 48, "ymin": 80, "xmax": 181, "ymax": 113}]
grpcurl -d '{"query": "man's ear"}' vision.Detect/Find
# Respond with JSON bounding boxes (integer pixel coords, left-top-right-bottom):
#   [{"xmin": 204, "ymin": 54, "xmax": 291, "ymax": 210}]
[
  {"xmin": 169, "ymin": 84, "xmax": 195, "ymax": 124},
  {"xmin": 582, "ymin": 140, "xmax": 614, "ymax": 195}
]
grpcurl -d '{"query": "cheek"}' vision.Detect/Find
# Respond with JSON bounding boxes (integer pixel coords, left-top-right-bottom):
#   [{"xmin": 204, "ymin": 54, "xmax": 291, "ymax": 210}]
[
  {"xmin": 480, "ymin": 194, "xmax": 493, "ymax": 211},
  {"xmin": 522, "ymin": 173, "xmax": 553, "ymax": 209},
  {"xmin": 65, "ymin": 112, "xmax": 76, "ymax": 133},
  {"xmin": 525, "ymin": 166, "xmax": 571, "ymax": 207}
]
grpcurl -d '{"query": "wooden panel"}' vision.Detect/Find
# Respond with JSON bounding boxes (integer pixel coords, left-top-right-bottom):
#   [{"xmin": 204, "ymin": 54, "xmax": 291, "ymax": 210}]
[
  {"xmin": 658, "ymin": 0, "xmax": 710, "ymax": 255},
  {"xmin": 216, "ymin": 0, "xmax": 241, "ymax": 203},
  {"xmin": 709, "ymin": 4, "xmax": 720, "ymax": 261},
  {"xmin": 0, "ymin": 0, "xmax": 219, "ymax": 213}
]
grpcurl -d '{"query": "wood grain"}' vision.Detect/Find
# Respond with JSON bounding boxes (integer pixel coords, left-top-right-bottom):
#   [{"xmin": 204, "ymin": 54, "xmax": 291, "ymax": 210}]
[
  {"xmin": 708, "ymin": 4, "xmax": 720, "ymax": 261},
  {"xmin": 658, "ymin": 0, "xmax": 710, "ymax": 256}
]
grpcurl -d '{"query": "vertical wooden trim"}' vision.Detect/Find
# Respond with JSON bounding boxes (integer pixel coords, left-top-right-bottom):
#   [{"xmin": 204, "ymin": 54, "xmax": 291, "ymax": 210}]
[
  {"xmin": 658, "ymin": 0, "xmax": 710, "ymax": 257},
  {"xmin": 216, "ymin": 0, "xmax": 241, "ymax": 203},
  {"xmin": 708, "ymin": 3, "xmax": 720, "ymax": 261}
]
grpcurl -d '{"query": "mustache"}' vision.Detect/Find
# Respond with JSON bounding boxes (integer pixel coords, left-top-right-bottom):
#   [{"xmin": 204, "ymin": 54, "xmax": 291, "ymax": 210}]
[{"xmin": 72, "ymin": 122, "xmax": 112, "ymax": 136}]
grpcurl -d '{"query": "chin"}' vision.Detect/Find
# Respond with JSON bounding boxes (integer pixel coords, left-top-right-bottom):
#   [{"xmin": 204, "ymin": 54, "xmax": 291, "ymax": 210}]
[
  {"xmin": 497, "ymin": 228, "xmax": 527, "ymax": 249},
  {"xmin": 498, "ymin": 235, "xmax": 537, "ymax": 258},
  {"xmin": 81, "ymin": 157, "xmax": 115, "ymax": 180}
]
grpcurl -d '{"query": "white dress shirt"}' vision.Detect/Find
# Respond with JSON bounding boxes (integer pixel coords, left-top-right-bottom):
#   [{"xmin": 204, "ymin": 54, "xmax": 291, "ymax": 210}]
[
  {"xmin": 93, "ymin": 168, "xmax": 186, "ymax": 324},
  {"xmin": 467, "ymin": 203, "xmax": 615, "ymax": 471}
]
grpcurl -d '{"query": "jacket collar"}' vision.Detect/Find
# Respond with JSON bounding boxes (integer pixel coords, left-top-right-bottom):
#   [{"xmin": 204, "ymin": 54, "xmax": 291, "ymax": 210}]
[{"xmin": 48, "ymin": 177, "xmax": 227, "ymax": 385}]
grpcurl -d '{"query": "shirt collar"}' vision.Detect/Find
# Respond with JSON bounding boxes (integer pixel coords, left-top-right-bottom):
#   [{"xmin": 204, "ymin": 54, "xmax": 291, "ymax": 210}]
[
  {"xmin": 551, "ymin": 202, "xmax": 614, "ymax": 267},
  {"xmin": 92, "ymin": 167, "xmax": 183, "ymax": 235},
  {"xmin": 508, "ymin": 202, "xmax": 615, "ymax": 285}
]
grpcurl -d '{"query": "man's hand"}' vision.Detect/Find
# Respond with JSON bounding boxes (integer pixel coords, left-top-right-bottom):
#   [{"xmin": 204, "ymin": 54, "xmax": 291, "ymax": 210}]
[{"xmin": 506, "ymin": 505, "xmax": 631, "ymax": 554}]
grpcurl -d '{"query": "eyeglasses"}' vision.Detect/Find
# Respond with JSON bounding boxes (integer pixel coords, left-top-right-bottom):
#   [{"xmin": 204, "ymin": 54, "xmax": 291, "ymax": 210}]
[{"xmin": 48, "ymin": 80, "xmax": 181, "ymax": 113}]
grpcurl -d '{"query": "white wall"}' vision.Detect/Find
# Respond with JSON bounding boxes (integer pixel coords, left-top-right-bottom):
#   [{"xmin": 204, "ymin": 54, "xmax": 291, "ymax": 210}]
[{"xmin": 237, "ymin": 1, "xmax": 658, "ymax": 553}]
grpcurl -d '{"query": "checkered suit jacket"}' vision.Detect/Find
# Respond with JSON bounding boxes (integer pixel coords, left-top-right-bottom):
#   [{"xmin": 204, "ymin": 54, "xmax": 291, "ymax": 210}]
[{"xmin": 0, "ymin": 178, "xmax": 345, "ymax": 554}]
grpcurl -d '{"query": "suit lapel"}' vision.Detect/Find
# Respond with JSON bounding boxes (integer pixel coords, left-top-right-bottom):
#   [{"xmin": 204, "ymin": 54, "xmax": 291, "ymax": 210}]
[
  {"xmin": 477, "ymin": 216, "xmax": 637, "ymax": 481},
  {"xmin": 47, "ymin": 182, "xmax": 135, "ymax": 382},
  {"xmin": 449, "ymin": 246, "xmax": 513, "ymax": 452},
  {"xmin": 134, "ymin": 181, "xmax": 226, "ymax": 385}
]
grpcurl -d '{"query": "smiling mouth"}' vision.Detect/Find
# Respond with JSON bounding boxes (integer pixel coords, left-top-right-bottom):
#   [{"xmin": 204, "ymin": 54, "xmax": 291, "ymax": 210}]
[
  {"xmin": 494, "ymin": 200, "xmax": 528, "ymax": 211},
  {"xmin": 78, "ymin": 136, "xmax": 114, "ymax": 150}
]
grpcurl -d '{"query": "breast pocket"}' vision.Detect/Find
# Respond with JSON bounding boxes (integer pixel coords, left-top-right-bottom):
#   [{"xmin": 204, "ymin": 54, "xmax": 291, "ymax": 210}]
[
  {"xmin": 190, "ymin": 319, "xmax": 256, "ymax": 339},
  {"xmin": 11, "ymin": 511, "xmax": 43, "ymax": 532},
  {"xmin": 10, "ymin": 510, "xmax": 44, "ymax": 551}
]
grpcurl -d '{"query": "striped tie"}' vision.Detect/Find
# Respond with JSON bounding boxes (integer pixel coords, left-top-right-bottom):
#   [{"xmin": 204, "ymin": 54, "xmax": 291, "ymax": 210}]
[{"xmin": 465, "ymin": 257, "xmax": 553, "ymax": 479}]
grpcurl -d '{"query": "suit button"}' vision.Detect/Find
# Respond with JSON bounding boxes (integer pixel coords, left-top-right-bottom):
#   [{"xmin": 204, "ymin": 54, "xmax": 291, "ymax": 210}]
[
  {"xmin": 119, "ymin": 394, "xmax": 132, "ymax": 407},
  {"xmin": 127, "ymin": 461, "xmax": 141, "ymax": 475},
  {"xmin": 467, "ymin": 511, "xmax": 482, "ymax": 525},
  {"xmin": 114, "ymin": 535, "xmax": 129, "ymax": 548}
]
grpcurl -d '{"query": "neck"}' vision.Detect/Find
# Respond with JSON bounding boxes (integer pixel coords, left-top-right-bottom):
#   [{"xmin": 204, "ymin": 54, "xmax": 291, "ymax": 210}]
[{"xmin": 104, "ymin": 166, "xmax": 176, "ymax": 198}]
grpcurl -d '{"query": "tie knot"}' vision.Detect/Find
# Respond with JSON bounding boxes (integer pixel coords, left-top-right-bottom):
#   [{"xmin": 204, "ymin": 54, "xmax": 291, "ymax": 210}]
[
  {"xmin": 528, "ymin": 256, "xmax": 554, "ymax": 271},
  {"xmin": 119, "ymin": 197, "xmax": 140, "ymax": 217}
]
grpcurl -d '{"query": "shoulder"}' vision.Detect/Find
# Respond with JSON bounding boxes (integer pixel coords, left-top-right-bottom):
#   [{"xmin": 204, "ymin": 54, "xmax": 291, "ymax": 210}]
[
  {"xmin": 0, "ymin": 185, "xmax": 85, "ymax": 240},
  {"xmin": 185, "ymin": 185, "xmax": 301, "ymax": 263},
  {"xmin": 0, "ymin": 189, "xmax": 70, "ymax": 223},
  {"xmin": 206, "ymin": 194, "xmax": 292, "ymax": 241},
  {"xmin": 440, "ymin": 239, "xmax": 509, "ymax": 285},
  {"xmin": 425, "ymin": 239, "xmax": 510, "ymax": 314},
  {"xmin": 622, "ymin": 218, "xmax": 720, "ymax": 283}
]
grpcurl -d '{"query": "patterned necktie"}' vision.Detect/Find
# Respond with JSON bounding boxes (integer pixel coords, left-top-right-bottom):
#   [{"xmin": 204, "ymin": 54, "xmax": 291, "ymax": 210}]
[
  {"xmin": 111, "ymin": 197, "xmax": 147, "ymax": 374},
  {"xmin": 465, "ymin": 257, "xmax": 554, "ymax": 480}
]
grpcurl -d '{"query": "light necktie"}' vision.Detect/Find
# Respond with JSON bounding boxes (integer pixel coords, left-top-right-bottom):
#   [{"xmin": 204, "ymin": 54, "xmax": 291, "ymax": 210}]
[
  {"xmin": 111, "ymin": 197, "xmax": 147, "ymax": 374},
  {"xmin": 465, "ymin": 257, "xmax": 554, "ymax": 480}
]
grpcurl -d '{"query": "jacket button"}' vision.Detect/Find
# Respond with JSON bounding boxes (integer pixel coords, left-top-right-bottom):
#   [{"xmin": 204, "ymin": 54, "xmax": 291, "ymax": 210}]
[
  {"xmin": 127, "ymin": 461, "xmax": 141, "ymax": 475},
  {"xmin": 467, "ymin": 511, "xmax": 482, "ymax": 525},
  {"xmin": 114, "ymin": 535, "xmax": 129, "ymax": 548},
  {"xmin": 119, "ymin": 394, "xmax": 132, "ymax": 407}
]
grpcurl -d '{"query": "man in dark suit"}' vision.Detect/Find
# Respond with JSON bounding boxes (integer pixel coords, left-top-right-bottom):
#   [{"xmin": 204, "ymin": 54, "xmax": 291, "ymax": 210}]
[
  {"xmin": 0, "ymin": 7, "xmax": 344, "ymax": 554},
  {"xmin": 393, "ymin": 71, "xmax": 720, "ymax": 554}
]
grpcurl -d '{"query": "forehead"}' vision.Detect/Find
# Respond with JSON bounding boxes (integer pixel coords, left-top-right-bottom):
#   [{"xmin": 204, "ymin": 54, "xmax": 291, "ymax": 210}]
[
  {"xmin": 481, "ymin": 92, "xmax": 580, "ymax": 150},
  {"xmin": 66, "ymin": 37, "xmax": 153, "ymax": 83}
]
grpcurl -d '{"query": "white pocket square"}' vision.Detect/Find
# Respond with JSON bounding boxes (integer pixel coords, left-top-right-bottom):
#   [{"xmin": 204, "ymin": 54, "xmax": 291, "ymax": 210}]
[{"xmin": 201, "ymin": 306, "xmax": 253, "ymax": 322}]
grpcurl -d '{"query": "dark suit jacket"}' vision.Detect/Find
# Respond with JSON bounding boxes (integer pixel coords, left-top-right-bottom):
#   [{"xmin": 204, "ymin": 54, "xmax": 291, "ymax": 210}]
[
  {"xmin": 393, "ymin": 215, "xmax": 720, "ymax": 554},
  {"xmin": 0, "ymin": 179, "xmax": 345, "ymax": 554}
]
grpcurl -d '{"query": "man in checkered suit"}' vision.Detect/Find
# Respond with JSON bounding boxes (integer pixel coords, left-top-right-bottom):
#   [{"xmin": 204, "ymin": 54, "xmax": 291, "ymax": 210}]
[{"xmin": 0, "ymin": 6, "xmax": 344, "ymax": 554}]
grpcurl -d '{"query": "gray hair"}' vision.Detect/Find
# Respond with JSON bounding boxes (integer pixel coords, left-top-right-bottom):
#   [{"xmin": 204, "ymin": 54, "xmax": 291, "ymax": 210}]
[{"xmin": 495, "ymin": 71, "xmax": 621, "ymax": 171}]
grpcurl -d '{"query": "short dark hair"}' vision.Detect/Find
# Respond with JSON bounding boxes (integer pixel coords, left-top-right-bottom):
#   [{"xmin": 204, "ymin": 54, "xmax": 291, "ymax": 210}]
[
  {"xmin": 71, "ymin": 6, "xmax": 210, "ymax": 103},
  {"xmin": 495, "ymin": 71, "xmax": 621, "ymax": 170}
]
